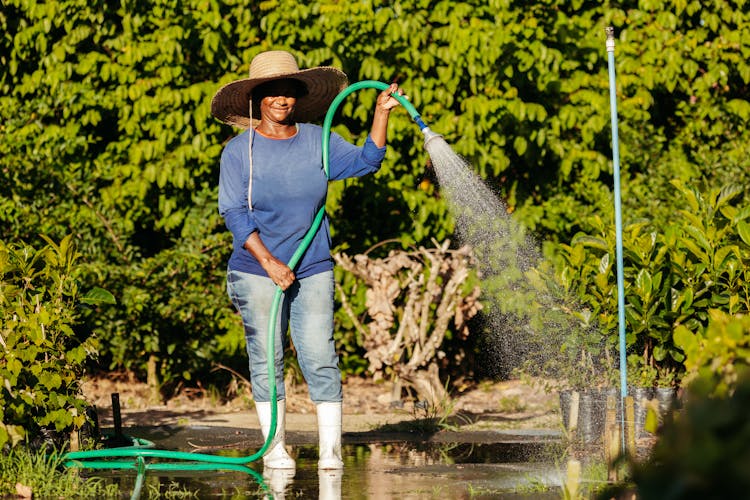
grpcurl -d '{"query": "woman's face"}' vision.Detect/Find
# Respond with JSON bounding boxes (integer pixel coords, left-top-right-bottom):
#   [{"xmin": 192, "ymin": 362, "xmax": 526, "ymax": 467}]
[{"xmin": 256, "ymin": 79, "xmax": 301, "ymax": 124}]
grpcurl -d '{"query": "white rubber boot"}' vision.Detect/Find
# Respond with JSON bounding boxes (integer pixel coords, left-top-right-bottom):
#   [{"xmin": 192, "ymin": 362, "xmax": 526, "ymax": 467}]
[
  {"xmin": 316, "ymin": 402, "xmax": 343, "ymax": 470},
  {"xmin": 264, "ymin": 467, "xmax": 295, "ymax": 498},
  {"xmin": 318, "ymin": 470, "xmax": 343, "ymax": 500},
  {"xmin": 256, "ymin": 400, "xmax": 296, "ymax": 469}
]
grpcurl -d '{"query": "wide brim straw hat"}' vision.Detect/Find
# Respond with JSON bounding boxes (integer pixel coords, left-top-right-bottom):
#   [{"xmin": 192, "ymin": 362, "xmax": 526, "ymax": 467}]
[{"xmin": 211, "ymin": 50, "xmax": 348, "ymax": 129}]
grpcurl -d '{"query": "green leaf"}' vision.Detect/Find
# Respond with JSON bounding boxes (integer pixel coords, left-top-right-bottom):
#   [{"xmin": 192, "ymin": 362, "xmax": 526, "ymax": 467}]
[
  {"xmin": 81, "ymin": 287, "xmax": 116, "ymax": 305},
  {"xmin": 571, "ymin": 235, "xmax": 608, "ymax": 251},
  {"xmin": 727, "ymin": 99, "xmax": 750, "ymax": 121},
  {"xmin": 653, "ymin": 344, "xmax": 667, "ymax": 361},
  {"xmin": 513, "ymin": 136, "xmax": 527, "ymax": 156},
  {"xmin": 673, "ymin": 325, "xmax": 698, "ymax": 354},
  {"xmin": 635, "ymin": 268, "xmax": 653, "ymax": 298},
  {"xmin": 715, "ymin": 184, "xmax": 743, "ymax": 210},
  {"xmin": 737, "ymin": 221, "xmax": 750, "ymax": 246},
  {"xmin": 714, "ymin": 245, "xmax": 740, "ymax": 272}
]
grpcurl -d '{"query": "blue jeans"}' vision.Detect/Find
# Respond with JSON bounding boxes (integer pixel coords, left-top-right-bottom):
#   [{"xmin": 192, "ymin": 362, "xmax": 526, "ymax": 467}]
[{"xmin": 226, "ymin": 269, "xmax": 342, "ymax": 403}]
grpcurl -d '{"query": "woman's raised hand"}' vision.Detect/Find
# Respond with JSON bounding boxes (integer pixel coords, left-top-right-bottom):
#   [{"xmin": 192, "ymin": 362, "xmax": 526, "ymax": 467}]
[{"xmin": 376, "ymin": 83, "xmax": 406, "ymax": 112}]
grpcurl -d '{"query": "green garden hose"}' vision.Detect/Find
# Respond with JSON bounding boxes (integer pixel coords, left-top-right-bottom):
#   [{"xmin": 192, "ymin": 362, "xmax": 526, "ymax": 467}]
[{"xmin": 62, "ymin": 80, "xmax": 428, "ymax": 498}]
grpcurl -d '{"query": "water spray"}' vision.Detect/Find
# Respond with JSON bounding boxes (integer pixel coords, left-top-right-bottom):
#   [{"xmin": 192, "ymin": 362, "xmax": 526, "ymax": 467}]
[{"xmin": 61, "ymin": 81, "xmax": 434, "ymax": 499}]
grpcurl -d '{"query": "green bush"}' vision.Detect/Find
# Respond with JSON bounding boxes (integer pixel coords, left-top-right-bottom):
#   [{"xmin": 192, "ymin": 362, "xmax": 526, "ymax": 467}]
[
  {"xmin": 598, "ymin": 374, "xmax": 750, "ymax": 500},
  {"xmin": 630, "ymin": 375, "xmax": 750, "ymax": 499},
  {"xmin": 0, "ymin": 236, "xmax": 113, "ymax": 449},
  {"xmin": 82, "ymin": 203, "xmax": 246, "ymax": 399},
  {"xmin": 554, "ymin": 182, "xmax": 750, "ymax": 388},
  {"xmin": 675, "ymin": 310, "xmax": 750, "ymax": 398}
]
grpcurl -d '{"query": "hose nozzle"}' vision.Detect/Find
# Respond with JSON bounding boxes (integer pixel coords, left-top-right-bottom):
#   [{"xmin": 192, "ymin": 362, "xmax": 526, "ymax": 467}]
[{"xmin": 421, "ymin": 126, "xmax": 443, "ymax": 148}]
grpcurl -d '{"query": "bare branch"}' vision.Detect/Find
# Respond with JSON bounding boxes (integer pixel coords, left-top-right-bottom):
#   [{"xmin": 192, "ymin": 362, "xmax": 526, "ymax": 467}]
[{"xmin": 333, "ymin": 241, "xmax": 481, "ymax": 406}]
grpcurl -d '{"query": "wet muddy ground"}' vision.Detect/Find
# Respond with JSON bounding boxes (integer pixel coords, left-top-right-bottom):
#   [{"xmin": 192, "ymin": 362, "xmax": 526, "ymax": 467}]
[
  {"xmin": 81, "ymin": 376, "xmax": 575, "ymax": 498},
  {"xmin": 91, "ymin": 427, "xmax": 565, "ymax": 499}
]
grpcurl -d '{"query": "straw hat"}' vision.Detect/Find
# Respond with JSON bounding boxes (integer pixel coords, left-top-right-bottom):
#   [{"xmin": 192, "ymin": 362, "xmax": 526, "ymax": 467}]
[{"xmin": 211, "ymin": 50, "xmax": 348, "ymax": 128}]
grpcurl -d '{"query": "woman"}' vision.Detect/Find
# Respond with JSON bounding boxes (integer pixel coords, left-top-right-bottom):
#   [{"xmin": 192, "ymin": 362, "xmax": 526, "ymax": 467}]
[{"xmin": 211, "ymin": 50, "xmax": 404, "ymax": 470}]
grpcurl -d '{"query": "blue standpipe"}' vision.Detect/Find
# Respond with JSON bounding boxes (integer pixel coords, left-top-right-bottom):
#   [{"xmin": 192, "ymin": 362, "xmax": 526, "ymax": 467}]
[{"xmin": 606, "ymin": 26, "xmax": 628, "ymax": 450}]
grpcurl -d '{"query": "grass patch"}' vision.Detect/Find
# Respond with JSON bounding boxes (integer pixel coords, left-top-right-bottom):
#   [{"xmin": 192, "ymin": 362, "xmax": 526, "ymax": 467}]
[
  {"xmin": 0, "ymin": 446, "xmax": 120, "ymax": 498},
  {"xmin": 497, "ymin": 395, "xmax": 527, "ymax": 413},
  {"xmin": 374, "ymin": 395, "xmax": 462, "ymax": 434},
  {"xmin": 1, "ymin": 447, "xmax": 205, "ymax": 499}
]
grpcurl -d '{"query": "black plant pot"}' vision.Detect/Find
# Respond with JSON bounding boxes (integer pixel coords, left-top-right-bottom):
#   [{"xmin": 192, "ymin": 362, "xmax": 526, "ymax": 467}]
[
  {"xmin": 559, "ymin": 389, "xmax": 607, "ymax": 444},
  {"xmin": 559, "ymin": 389, "xmax": 571, "ymax": 429},
  {"xmin": 578, "ymin": 391, "xmax": 604, "ymax": 443},
  {"xmin": 30, "ymin": 426, "xmax": 66, "ymax": 451},
  {"xmin": 654, "ymin": 386, "xmax": 679, "ymax": 421},
  {"xmin": 598, "ymin": 386, "xmax": 653, "ymax": 440},
  {"xmin": 628, "ymin": 386, "xmax": 654, "ymax": 439},
  {"xmin": 559, "ymin": 386, "xmax": 658, "ymax": 444}
]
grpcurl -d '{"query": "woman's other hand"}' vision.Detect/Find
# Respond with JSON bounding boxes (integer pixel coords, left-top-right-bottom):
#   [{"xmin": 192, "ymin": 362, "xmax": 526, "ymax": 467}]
[
  {"xmin": 263, "ymin": 258, "xmax": 296, "ymax": 291},
  {"xmin": 243, "ymin": 232, "xmax": 296, "ymax": 290}
]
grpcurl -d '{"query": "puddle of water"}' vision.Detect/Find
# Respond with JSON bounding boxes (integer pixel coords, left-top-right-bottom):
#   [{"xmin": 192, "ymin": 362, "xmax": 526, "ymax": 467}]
[{"xmin": 90, "ymin": 438, "xmax": 566, "ymax": 499}]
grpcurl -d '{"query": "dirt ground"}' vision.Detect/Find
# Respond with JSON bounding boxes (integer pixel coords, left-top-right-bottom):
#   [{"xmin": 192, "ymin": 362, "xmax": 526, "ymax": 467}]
[{"xmin": 80, "ymin": 373, "xmax": 561, "ymax": 433}]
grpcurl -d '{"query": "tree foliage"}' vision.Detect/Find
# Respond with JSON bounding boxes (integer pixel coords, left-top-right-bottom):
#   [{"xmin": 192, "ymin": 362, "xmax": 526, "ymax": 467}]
[
  {"xmin": 1, "ymin": 0, "xmax": 255, "ymax": 392},
  {"xmin": 1, "ymin": 0, "xmax": 749, "ymax": 391}
]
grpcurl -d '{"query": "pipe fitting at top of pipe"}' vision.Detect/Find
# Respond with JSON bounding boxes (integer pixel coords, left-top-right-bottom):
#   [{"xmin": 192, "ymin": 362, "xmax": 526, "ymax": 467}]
[{"xmin": 605, "ymin": 26, "xmax": 616, "ymax": 52}]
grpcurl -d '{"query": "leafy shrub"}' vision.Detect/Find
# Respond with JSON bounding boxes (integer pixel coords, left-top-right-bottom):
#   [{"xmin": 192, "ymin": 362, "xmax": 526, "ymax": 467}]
[
  {"xmin": 83, "ymin": 204, "xmax": 246, "ymax": 400},
  {"xmin": 674, "ymin": 310, "xmax": 750, "ymax": 398},
  {"xmin": 630, "ymin": 375, "xmax": 750, "ymax": 499},
  {"xmin": 0, "ymin": 236, "xmax": 112, "ymax": 449},
  {"xmin": 599, "ymin": 374, "xmax": 750, "ymax": 500},
  {"xmin": 554, "ymin": 182, "xmax": 750, "ymax": 388}
]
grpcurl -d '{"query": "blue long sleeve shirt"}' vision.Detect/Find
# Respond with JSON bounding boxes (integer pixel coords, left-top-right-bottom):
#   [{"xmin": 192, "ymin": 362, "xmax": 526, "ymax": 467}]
[{"xmin": 218, "ymin": 123, "xmax": 386, "ymax": 279}]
